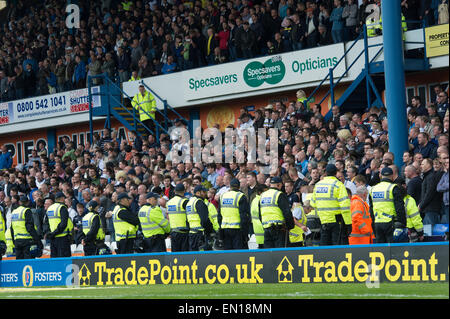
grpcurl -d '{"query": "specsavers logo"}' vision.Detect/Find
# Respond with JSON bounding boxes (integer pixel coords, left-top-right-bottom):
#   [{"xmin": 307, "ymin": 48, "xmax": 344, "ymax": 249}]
[{"xmin": 243, "ymin": 56, "xmax": 286, "ymax": 87}]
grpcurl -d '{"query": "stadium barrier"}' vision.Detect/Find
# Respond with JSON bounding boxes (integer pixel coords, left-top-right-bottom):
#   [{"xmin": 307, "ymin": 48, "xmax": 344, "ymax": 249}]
[{"xmin": 0, "ymin": 242, "xmax": 448, "ymax": 287}]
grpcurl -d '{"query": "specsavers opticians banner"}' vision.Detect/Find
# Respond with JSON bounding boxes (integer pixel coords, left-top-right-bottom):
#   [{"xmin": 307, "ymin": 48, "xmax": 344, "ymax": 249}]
[
  {"xmin": 0, "ymin": 86, "xmax": 101, "ymax": 126},
  {"xmin": 0, "ymin": 243, "xmax": 448, "ymax": 287},
  {"xmin": 183, "ymin": 43, "xmax": 346, "ymax": 101}
]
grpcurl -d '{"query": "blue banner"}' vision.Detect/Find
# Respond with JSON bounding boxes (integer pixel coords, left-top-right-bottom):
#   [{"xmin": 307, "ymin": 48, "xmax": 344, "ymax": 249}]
[{"xmin": 0, "ymin": 258, "xmax": 73, "ymax": 287}]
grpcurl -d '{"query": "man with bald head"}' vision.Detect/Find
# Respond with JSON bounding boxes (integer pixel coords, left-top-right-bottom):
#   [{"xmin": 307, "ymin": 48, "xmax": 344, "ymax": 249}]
[{"xmin": 405, "ymin": 165, "xmax": 422, "ymax": 204}]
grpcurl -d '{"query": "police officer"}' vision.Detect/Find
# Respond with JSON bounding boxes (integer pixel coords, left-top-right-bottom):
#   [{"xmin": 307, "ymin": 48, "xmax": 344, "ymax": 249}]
[
  {"xmin": 250, "ymin": 184, "xmax": 268, "ymax": 248},
  {"xmin": 112, "ymin": 192, "xmax": 140, "ymax": 254},
  {"xmin": 289, "ymin": 203, "xmax": 310, "ymax": 247},
  {"xmin": 259, "ymin": 176, "xmax": 295, "ymax": 248},
  {"xmin": 82, "ymin": 201, "xmax": 108, "ymax": 256},
  {"xmin": 369, "ymin": 167, "xmax": 407, "ymax": 243},
  {"xmin": 167, "ymin": 184, "xmax": 190, "ymax": 252},
  {"xmin": 312, "ymin": 164, "xmax": 351, "ymax": 246},
  {"xmin": 45, "ymin": 192, "xmax": 73, "ymax": 258},
  {"xmin": 203, "ymin": 188, "xmax": 220, "ymax": 248},
  {"xmin": 138, "ymin": 192, "xmax": 171, "ymax": 252},
  {"xmin": 10, "ymin": 196, "xmax": 42, "ymax": 259},
  {"xmin": 186, "ymin": 185, "xmax": 213, "ymax": 251},
  {"xmin": 219, "ymin": 178, "xmax": 251, "ymax": 250}
]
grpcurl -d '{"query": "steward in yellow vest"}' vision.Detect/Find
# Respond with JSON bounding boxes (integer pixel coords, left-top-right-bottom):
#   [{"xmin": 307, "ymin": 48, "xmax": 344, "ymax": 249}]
[
  {"xmin": 167, "ymin": 184, "xmax": 189, "ymax": 252},
  {"xmin": 366, "ymin": 15, "xmax": 382, "ymax": 37},
  {"xmin": 250, "ymin": 184, "xmax": 268, "ymax": 248},
  {"xmin": 398, "ymin": 179, "xmax": 424, "ymax": 242},
  {"xmin": 186, "ymin": 185, "xmax": 213, "ymax": 251},
  {"xmin": 205, "ymin": 198, "xmax": 220, "ymax": 233},
  {"xmin": 296, "ymin": 89, "xmax": 309, "ymax": 110},
  {"xmin": 311, "ymin": 164, "xmax": 351, "ymax": 246},
  {"xmin": 219, "ymin": 178, "xmax": 250, "ymax": 250},
  {"xmin": 112, "ymin": 192, "xmax": 140, "ymax": 254},
  {"xmin": 128, "ymin": 71, "xmax": 141, "ymax": 82},
  {"xmin": 131, "ymin": 84, "xmax": 156, "ymax": 133},
  {"xmin": 404, "ymin": 194, "xmax": 424, "ymax": 241},
  {"xmin": 44, "ymin": 192, "xmax": 72, "ymax": 258},
  {"xmin": 82, "ymin": 201, "xmax": 109, "ymax": 256},
  {"xmin": 0, "ymin": 212, "xmax": 6, "ymax": 259},
  {"xmin": 289, "ymin": 203, "xmax": 309, "ymax": 247},
  {"xmin": 121, "ymin": 1, "xmax": 133, "ymax": 11},
  {"xmin": 138, "ymin": 192, "xmax": 170, "ymax": 253},
  {"xmin": 369, "ymin": 167, "xmax": 407, "ymax": 243},
  {"xmin": 259, "ymin": 176, "xmax": 295, "ymax": 248}
]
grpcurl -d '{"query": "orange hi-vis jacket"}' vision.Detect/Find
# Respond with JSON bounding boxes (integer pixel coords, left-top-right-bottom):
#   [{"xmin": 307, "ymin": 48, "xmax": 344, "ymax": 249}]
[{"xmin": 348, "ymin": 195, "xmax": 375, "ymax": 245}]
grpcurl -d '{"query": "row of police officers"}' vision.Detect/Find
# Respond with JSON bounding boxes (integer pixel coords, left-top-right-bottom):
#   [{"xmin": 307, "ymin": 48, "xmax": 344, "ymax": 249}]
[{"xmin": 0, "ymin": 163, "xmax": 423, "ymax": 259}]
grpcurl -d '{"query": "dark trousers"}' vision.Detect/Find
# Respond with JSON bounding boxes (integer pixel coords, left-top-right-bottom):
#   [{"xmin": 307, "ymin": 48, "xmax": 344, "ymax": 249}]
[
  {"xmin": 170, "ymin": 232, "xmax": 189, "ymax": 252},
  {"xmin": 15, "ymin": 239, "xmax": 33, "ymax": 259},
  {"xmin": 189, "ymin": 232, "xmax": 211, "ymax": 251},
  {"xmin": 83, "ymin": 242, "xmax": 98, "ymax": 256},
  {"xmin": 374, "ymin": 222, "xmax": 394, "ymax": 243},
  {"xmin": 264, "ymin": 225, "xmax": 288, "ymax": 248},
  {"xmin": 50, "ymin": 236, "xmax": 72, "ymax": 258},
  {"xmin": 142, "ymin": 118, "xmax": 155, "ymax": 135},
  {"xmin": 320, "ymin": 222, "xmax": 341, "ymax": 246},
  {"xmin": 117, "ymin": 238, "xmax": 136, "ymax": 254},
  {"xmin": 222, "ymin": 229, "xmax": 248, "ymax": 250},
  {"xmin": 143, "ymin": 234, "xmax": 167, "ymax": 253}
]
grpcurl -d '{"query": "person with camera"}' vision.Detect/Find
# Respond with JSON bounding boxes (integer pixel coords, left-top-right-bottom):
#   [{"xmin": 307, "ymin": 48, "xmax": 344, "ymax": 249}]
[
  {"xmin": 81, "ymin": 201, "xmax": 110, "ymax": 256},
  {"xmin": 44, "ymin": 192, "xmax": 73, "ymax": 258},
  {"xmin": 110, "ymin": 192, "xmax": 140, "ymax": 254},
  {"xmin": 186, "ymin": 185, "xmax": 214, "ymax": 251},
  {"xmin": 138, "ymin": 192, "xmax": 170, "ymax": 253},
  {"xmin": 219, "ymin": 178, "xmax": 250, "ymax": 250},
  {"xmin": 259, "ymin": 176, "xmax": 295, "ymax": 248},
  {"xmin": 10, "ymin": 195, "xmax": 43, "ymax": 259}
]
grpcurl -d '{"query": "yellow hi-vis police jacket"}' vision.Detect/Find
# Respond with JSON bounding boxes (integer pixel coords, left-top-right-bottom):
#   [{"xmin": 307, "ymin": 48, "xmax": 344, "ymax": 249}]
[
  {"xmin": 220, "ymin": 190, "xmax": 244, "ymax": 229},
  {"xmin": 138, "ymin": 204, "xmax": 170, "ymax": 238},
  {"xmin": 289, "ymin": 204, "xmax": 307, "ymax": 244},
  {"xmin": 131, "ymin": 90, "xmax": 156, "ymax": 122},
  {"xmin": 404, "ymin": 195, "xmax": 424, "ymax": 233},
  {"xmin": 312, "ymin": 176, "xmax": 351, "ymax": 225},
  {"xmin": 250, "ymin": 195, "xmax": 265, "ymax": 245},
  {"xmin": 167, "ymin": 196, "xmax": 189, "ymax": 233}
]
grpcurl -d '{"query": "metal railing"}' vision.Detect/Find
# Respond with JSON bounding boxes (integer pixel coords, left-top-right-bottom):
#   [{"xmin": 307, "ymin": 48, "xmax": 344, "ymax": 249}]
[
  {"xmin": 87, "ymin": 73, "xmax": 173, "ymax": 143},
  {"xmin": 305, "ymin": 19, "xmax": 429, "ymax": 112}
]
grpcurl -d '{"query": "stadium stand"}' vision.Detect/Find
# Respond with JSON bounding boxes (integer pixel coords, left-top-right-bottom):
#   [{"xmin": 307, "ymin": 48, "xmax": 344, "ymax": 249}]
[
  {"xmin": 0, "ymin": 0, "xmax": 443, "ymax": 101},
  {"xmin": 0, "ymin": 0, "xmax": 449, "ymax": 258}
]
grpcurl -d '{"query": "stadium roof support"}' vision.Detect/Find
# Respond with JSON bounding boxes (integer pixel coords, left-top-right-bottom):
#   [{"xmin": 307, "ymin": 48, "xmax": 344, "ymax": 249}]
[{"xmin": 382, "ymin": 0, "xmax": 409, "ymax": 168}]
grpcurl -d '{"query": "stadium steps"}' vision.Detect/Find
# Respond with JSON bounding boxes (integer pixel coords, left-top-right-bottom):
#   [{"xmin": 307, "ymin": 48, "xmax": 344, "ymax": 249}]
[
  {"xmin": 112, "ymin": 105, "xmax": 147, "ymax": 136},
  {"xmin": 89, "ymin": 74, "xmax": 187, "ymax": 140},
  {"xmin": 323, "ymin": 57, "xmax": 427, "ymax": 119},
  {"xmin": 336, "ymin": 70, "xmax": 386, "ymax": 114}
]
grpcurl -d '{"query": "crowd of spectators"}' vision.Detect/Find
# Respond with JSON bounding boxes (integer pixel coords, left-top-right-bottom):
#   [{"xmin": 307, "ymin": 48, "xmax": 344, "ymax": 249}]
[
  {"xmin": 1, "ymin": 0, "xmax": 448, "ymax": 102},
  {"xmin": 0, "ymin": 84, "xmax": 448, "ymax": 253}
]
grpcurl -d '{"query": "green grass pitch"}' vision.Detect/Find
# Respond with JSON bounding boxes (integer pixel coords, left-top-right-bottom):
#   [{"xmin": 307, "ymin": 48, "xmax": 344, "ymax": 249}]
[{"xmin": 0, "ymin": 283, "xmax": 448, "ymax": 299}]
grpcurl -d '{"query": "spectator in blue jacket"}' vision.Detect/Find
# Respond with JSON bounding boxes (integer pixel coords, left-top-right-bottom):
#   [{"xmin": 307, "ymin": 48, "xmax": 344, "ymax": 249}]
[
  {"xmin": 161, "ymin": 55, "xmax": 177, "ymax": 74},
  {"xmin": 330, "ymin": 0, "xmax": 345, "ymax": 43},
  {"xmin": 0, "ymin": 145, "xmax": 12, "ymax": 170},
  {"xmin": 74, "ymin": 55, "xmax": 87, "ymax": 89}
]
